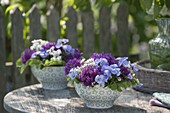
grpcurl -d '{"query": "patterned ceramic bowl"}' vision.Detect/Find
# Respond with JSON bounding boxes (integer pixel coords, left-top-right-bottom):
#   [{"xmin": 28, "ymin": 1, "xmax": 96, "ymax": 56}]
[
  {"xmin": 31, "ymin": 66, "xmax": 67, "ymax": 90},
  {"xmin": 74, "ymin": 82, "xmax": 120, "ymax": 109}
]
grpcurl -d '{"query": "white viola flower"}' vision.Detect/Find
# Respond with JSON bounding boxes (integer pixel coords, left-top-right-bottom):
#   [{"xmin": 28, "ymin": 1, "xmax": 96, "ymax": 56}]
[
  {"xmin": 81, "ymin": 58, "xmax": 95, "ymax": 69},
  {"xmin": 80, "ymin": 58, "xmax": 86, "ymax": 64},
  {"xmin": 51, "ymin": 57, "xmax": 57, "ymax": 61},
  {"xmin": 56, "ymin": 56, "xmax": 62, "ymax": 61},
  {"xmin": 32, "ymin": 39, "xmax": 48, "ymax": 45},
  {"xmin": 30, "ymin": 39, "xmax": 48, "ymax": 51},
  {"xmin": 50, "ymin": 55, "xmax": 62, "ymax": 61},
  {"xmin": 75, "ymin": 67, "xmax": 81, "ymax": 73},
  {"xmin": 84, "ymin": 58, "xmax": 95, "ymax": 66},
  {"xmin": 47, "ymin": 46, "xmax": 55, "ymax": 55},
  {"xmin": 52, "ymin": 49, "xmax": 62, "ymax": 57}
]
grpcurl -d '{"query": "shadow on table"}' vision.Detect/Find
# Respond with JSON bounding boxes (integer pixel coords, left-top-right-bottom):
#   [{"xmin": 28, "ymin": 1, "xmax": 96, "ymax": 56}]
[{"xmin": 66, "ymin": 104, "xmax": 147, "ymax": 113}]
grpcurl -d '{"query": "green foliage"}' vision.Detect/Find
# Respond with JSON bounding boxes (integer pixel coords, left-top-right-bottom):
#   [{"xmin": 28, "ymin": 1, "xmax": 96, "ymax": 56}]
[
  {"xmin": 74, "ymin": 0, "xmax": 91, "ymax": 11},
  {"xmin": 140, "ymin": 0, "xmax": 170, "ymax": 18},
  {"xmin": 3, "ymin": 0, "xmax": 170, "ymax": 60},
  {"xmin": 106, "ymin": 75, "xmax": 139, "ymax": 92},
  {"xmin": 16, "ymin": 58, "xmax": 65, "ymax": 74},
  {"xmin": 157, "ymin": 63, "xmax": 170, "ymax": 71}
]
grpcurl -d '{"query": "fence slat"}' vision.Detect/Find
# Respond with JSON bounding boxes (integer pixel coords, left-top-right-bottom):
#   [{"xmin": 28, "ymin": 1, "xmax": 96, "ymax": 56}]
[
  {"xmin": 11, "ymin": 8, "xmax": 26, "ymax": 88},
  {"xmin": 116, "ymin": 2, "xmax": 129, "ymax": 56},
  {"xmin": 47, "ymin": 5, "xmax": 60, "ymax": 42},
  {"xmin": 99, "ymin": 6, "xmax": 112, "ymax": 52},
  {"xmin": 0, "ymin": 7, "xmax": 7, "ymax": 113},
  {"xmin": 66, "ymin": 6, "xmax": 78, "ymax": 48},
  {"xmin": 28, "ymin": 5, "xmax": 42, "ymax": 84},
  {"xmin": 29, "ymin": 4, "xmax": 42, "ymax": 41},
  {"xmin": 81, "ymin": 10, "xmax": 95, "ymax": 58}
]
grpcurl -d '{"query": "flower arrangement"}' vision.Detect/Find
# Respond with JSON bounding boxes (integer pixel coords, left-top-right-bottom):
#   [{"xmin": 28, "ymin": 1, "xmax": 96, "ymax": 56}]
[
  {"xmin": 16, "ymin": 38, "xmax": 82, "ymax": 74},
  {"xmin": 66, "ymin": 53, "xmax": 140, "ymax": 92}
]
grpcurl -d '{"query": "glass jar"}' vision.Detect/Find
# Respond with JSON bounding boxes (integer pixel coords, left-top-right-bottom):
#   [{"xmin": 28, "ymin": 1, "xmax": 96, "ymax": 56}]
[{"xmin": 149, "ymin": 18, "xmax": 170, "ymax": 70}]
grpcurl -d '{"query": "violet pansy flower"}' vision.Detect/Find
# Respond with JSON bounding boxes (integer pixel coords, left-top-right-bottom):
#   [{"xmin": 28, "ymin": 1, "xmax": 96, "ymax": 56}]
[{"xmin": 21, "ymin": 49, "xmax": 35, "ymax": 64}]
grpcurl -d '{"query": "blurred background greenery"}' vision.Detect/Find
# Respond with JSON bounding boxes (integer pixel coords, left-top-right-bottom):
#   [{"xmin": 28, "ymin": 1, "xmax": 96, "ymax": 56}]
[{"xmin": 1, "ymin": 0, "xmax": 170, "ymax": 61}]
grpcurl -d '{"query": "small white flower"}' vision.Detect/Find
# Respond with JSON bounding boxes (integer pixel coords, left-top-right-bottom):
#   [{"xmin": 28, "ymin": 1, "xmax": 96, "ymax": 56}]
[
  {"xmin": 1, "ymin": 0, "xmax": 9, "ymax": 6},
  {"xmin": 30, "ymin": 39, "xmax": 48, "ymax": 51},
  {"xmin": 81, "ymin": 58, "xmax": 95, "ymax": 68},
  {"xmin": 51, "ymin": 56, "xmax": 62, "ymax": 61},
  {"xmin": 80, "ymin": 58, "xmax": 86, "ymax": 64},
  {"xmin": 56, "ymin": 56, "xmax": 62, "ymax": 61},
  {"xmin": 53, "ymin": 49, "xmax": 62, "ymax": 57},
  {"xmin": 47, "ymin": 46, "xmax": 55, "ymax": 55}
]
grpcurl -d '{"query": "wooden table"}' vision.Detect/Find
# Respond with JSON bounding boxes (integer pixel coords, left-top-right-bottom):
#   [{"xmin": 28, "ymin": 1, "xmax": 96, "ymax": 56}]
[{"xmin": 3, "ymin": 84, "xmax": 170, "ymax": 113}]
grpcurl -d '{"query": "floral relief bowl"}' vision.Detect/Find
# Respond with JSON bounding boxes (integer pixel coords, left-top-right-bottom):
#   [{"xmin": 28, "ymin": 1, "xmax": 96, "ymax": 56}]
[
  {"xmin": 31, "ymin": 66, "xmax": 67, "ymax": 90},
  {"xmin": 74, "ymin": 82, "xmax": 120, "ymax": 109}
]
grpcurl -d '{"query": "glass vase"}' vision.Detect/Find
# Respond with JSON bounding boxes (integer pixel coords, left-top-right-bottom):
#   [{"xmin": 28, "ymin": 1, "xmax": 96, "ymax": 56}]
[{"xmin": 149, "ymin": 18, "xmax": 170, "ymax": 70}]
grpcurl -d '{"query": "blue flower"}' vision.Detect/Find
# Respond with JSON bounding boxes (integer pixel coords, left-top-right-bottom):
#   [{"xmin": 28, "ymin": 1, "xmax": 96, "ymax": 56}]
[
  {"xmin": 95, "ymin": 75, "xmax": 108, "ymax": 87},
  {"xmin": 117, "ymin": 57, "xmax": 129, "ymax": 67},
  {"xmin": 95, "ymin": 58, "xmax": 109, "ymax": 68},
  {"xmin": 31, "ymin": 49, "xmax": 49, "ymax": 59},
  {"xmin": 102, "ymin": 64, "xmax": 121, "ymax": 76},
  {"xmin": 103, "ymin": 70, "xmax": 111, "ymax": 78},
  {"xmin": 57, "ymin": 38, "xmax": 69, "ymax": 44},
  {"xmin": 55, "ymin": 38, "xmax": 69, "ymax": 48},
  {"xmin": 63, "ymin": 45, "xmax": 75, "ymax": 54},
  {"xmin": 68, "ymin": 68, "xmax": 79, "ymax": 79},
  {"xmin": 131, "ymin": 64, "xmax": 138, "ymax": 72},
  {"xmin": 127, "ymin": 73, "xmax": 133, "ymax": 80},
  {"xmin": 39, "ymin": 49, "xmax": 49, "ymax": 59}
]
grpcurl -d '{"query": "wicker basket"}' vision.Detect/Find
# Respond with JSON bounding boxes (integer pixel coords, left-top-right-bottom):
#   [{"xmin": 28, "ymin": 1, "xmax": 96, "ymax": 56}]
[{"xmin": 134, "ymin": 59, "xmax": 170, "ymax": 93}]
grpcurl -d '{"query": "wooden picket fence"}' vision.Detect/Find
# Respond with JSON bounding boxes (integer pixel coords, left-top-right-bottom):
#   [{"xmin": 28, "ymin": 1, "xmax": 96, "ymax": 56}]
[{"xmin": 0, "ymin": 2, "xmax": 129, "ymax": 112}]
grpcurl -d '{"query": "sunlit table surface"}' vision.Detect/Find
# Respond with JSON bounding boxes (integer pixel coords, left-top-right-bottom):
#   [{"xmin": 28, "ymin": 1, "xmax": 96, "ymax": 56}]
[{"xmin": 3, "ymin": 84, "xmax": 170, "ymax": 113}]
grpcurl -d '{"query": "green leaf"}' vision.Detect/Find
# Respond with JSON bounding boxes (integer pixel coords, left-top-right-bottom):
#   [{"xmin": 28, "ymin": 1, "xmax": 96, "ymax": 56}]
[
  {"xmin": 20, "ymin": 65, "xmax": 27, "ymax": 74},
  {"xmin": 16, "ymin": 59, "xmax": 22, "ymax": 67},
  {"xmin": 139, "ymin": 0, "xmax": 153, "ymax": 10},
  {"xmin": 165, "ymin": 0, "xmax": 170, "ymax": 9},
  {"xmin": 5, "ymin": 3, "xmax": 24, "ymax": 14},
  {"xmin": 153, "ymin": 0, "xmax": 163, "ymax": 17},
  {"xmin": 66, "ymin": 76, "xmax": 71, "ymax": 81},
  {"xmin": 28, "ymin": 59, "xmax": 43, "ymax": 68},
  {"xmin": 74, "ymin": 78, "xmax": 80, "ymax": 84},
  {"xmin": 157, "ymin": 63, "xmax": 170, "ymax": 71},
  {"xmin": 44, "ymin": 60, "xmax": 64, "ymax": 67},
  {"xmin": 110, "ymin": 83, "xmax": 118, "ymax": 90}
]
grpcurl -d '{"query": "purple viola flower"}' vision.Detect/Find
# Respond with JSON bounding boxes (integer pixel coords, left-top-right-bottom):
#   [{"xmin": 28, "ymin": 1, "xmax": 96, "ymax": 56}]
[
  {"xmin": 21, "ymin": 48, "xmax": 35, "ymax": 64},
  {"xmin": 42, "ymin": 42, "xmax": 56, "ymax": 50},
  {"xmin": 63, "ymin": 45, "xmax": 75, "ymax": 54},
  {"xmin": 65, "ymin": 49, "xmax": 83, "ymax": 63},
  {"xmin": 78, "ymin": 65, "xmax": 100, "ymax": 86},
  {"xmin": 64, "ymin": 58, "xmax": 81, "ymax": 75},
  {"xmin": 120, "ymin": 66, "xmax": 131, "ymax": 78},
  {"xmin": 55, "ymin": 38, "xmax": 69, "ymax": 48},
  {"xmin": 91, "ymin": 52, "xmax": 117, "ymax": 65},
  {"xmin": 95, "ymin": 74, "xmax": 108, "ymax": 87},
  {"xmin": 94, "ymin": 58, "xmax": 109, "ymax": 68}
]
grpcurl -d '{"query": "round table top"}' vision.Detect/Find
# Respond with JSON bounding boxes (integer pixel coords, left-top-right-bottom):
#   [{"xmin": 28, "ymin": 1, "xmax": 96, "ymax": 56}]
[{"xmin": 3, "ymin": 84, "xmax": 170, "ymax": 113}]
